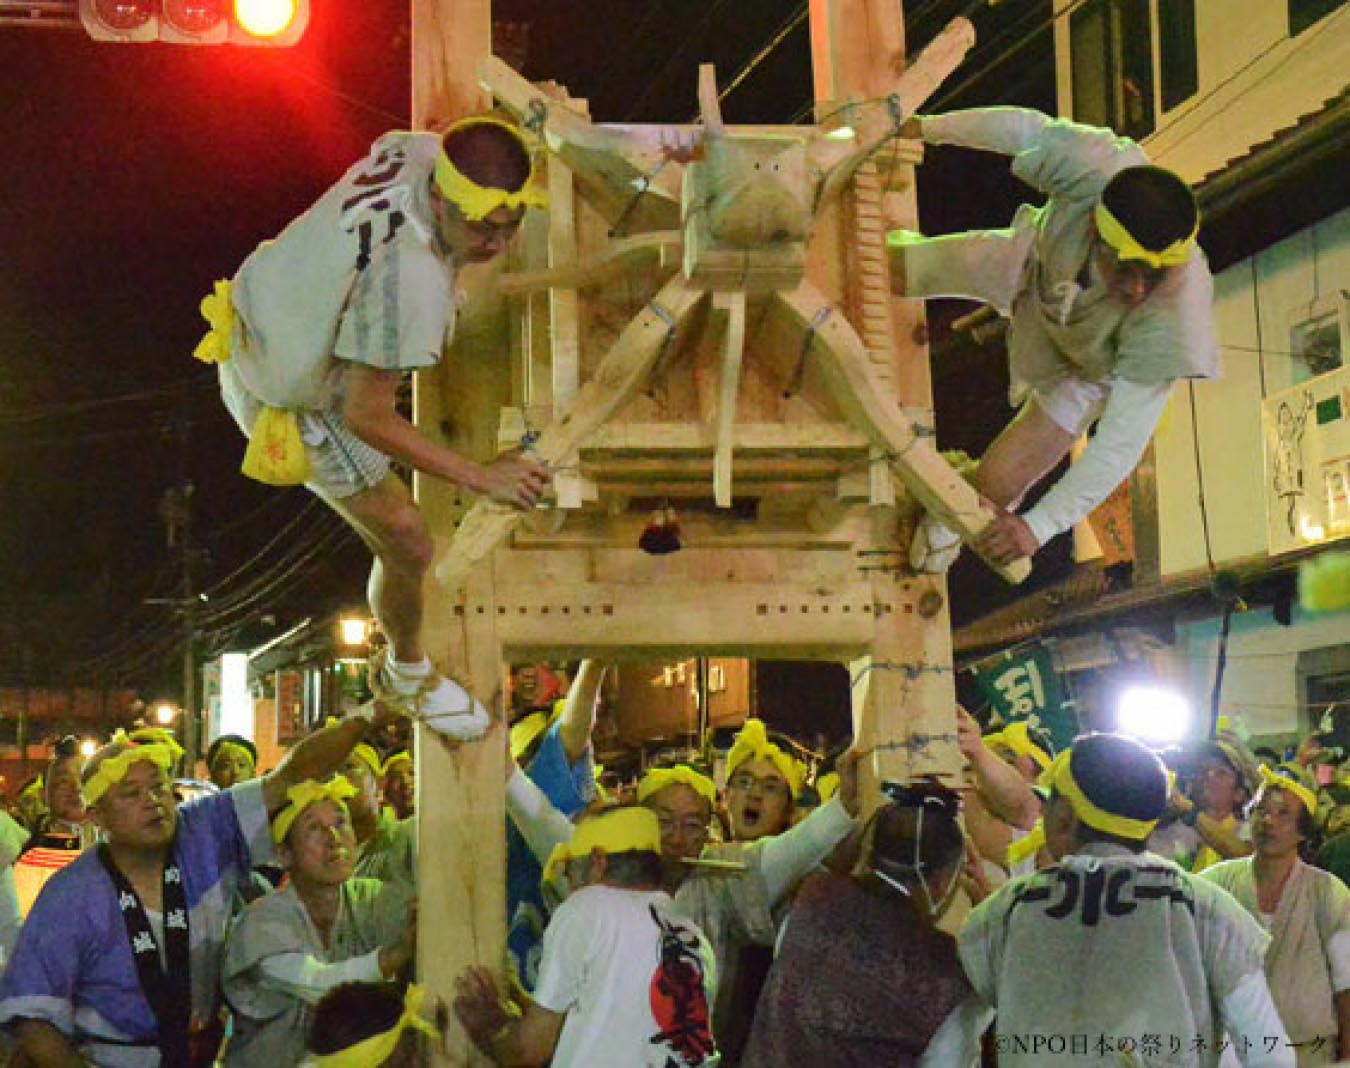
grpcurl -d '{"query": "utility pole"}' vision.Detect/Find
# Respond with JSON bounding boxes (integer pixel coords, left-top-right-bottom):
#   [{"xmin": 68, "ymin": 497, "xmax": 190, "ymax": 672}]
[{"xmin": 157, "ymin": 384, "xmax": 200, "ymax": 773}]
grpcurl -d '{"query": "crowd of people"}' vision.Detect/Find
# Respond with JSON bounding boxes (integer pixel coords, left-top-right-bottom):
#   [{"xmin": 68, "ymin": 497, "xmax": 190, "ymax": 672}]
[{"xmin": 0, "ymin": 658, "xmax": 1348, "ymax": 1066}]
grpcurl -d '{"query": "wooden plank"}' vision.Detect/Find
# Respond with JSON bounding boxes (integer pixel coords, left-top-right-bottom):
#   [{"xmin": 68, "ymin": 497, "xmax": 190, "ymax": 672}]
[
  {"xmin": 714, "ymin": 291, "xmax": 747, "ymax": 507},
  {"xmin": 434, "ymin": 276, "xmax": 709, "ymax": 591},
  {"xmin": 697, "ymin": 63, "xmax": 725, "ymax": 135},
  {"xmin": 776, "ymin": 282, "xmax": 1030, "ymax": 584}
]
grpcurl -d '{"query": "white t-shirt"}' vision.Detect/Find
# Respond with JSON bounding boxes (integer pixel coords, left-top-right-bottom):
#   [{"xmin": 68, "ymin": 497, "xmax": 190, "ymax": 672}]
[{"xmin": 533, "ymin": 884, "xmax": 719, "ymax": 1068}]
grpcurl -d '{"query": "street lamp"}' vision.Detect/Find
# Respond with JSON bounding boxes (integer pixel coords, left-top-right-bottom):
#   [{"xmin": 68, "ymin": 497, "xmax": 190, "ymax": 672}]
[
  {"xmin": 154, "ymin": 702, "xmax": 177, "ymax": 726},
  {"xmin": 339, "ymin": 617, "xmax": 370, "ymax": 647},
  {"xmin": 79, "ymin": 738, "xmax": 98, "ymax": 758},
  {"xmin": 1115, "ymin": 684, "xmax": 1192, "ymax": 744}
]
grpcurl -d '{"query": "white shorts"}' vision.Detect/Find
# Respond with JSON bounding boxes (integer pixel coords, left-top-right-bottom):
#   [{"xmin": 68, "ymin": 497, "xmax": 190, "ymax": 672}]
[
  {"xmin": 1027, "ymin": 373, "xmax": 1110, "ymax": 437},
  {"xmin": 218, "ymin": 361, "xmax": 390, "ymax": 500}
]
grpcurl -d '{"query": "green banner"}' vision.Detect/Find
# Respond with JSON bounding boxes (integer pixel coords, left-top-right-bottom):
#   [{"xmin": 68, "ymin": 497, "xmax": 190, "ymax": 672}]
[{"xmin": 971, "ymin": 644, "xmax": 1078, "ymax": 752}]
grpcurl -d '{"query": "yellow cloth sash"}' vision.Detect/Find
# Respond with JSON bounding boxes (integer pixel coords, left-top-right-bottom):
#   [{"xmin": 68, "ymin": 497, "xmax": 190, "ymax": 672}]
[
  {"xmin": 637, "ymin": 765, "xmax": 717, "ymax": 807},
  {"xmin": 433, "ymin": 117, "xmax": 547, "ymax": 222},
  {"xmin": 82, "ymin": 733, "xmax": 179, "ymax": 806},
  {"xmin": 192, "ymin": 279, "xmax": 234, "ymax": 366},
  {"xmin": 272, "ymin": 778, "xmax": 357, "ymax": 845},
  {"xmin": 1094, "ymin": 201, "xmax": 1197, "ymax": 270},
  {"xmin": 983, "ymin": 721, "xmax": 1052, "ymax": 772},
  {"xmin": 1259, "ymin": 764, "xmax": 1318, "ymax": 818},
  {"xmin": 309, "ymin": 984, "xmax": 441, "ymax": 1067},
  {"xmin": 815, "ymin": 772, "xmax": 840, "ymax": 803},
  {"xmin": 725, "ymin": 719, "xmax": 806, "ymax": 796},
  {"xmin": 193, "ymin": 277, "xmax": 310, "ymax": 486},
  {"xmin": 1043, "ymin": 749, "xmax": 1160, "ymax": 841},
  {"xmin": 543, "ymin": 807, "xmax": 662, "ymax": 884}
]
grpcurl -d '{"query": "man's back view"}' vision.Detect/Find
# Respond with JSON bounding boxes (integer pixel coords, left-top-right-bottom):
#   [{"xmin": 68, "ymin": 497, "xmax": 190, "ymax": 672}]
[{"xmin": 950, "ymin": 733, "xmax": 1293, "ymax": 1068}]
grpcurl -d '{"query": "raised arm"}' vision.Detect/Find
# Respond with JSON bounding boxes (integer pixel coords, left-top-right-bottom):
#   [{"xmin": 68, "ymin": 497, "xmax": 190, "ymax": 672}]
[
  {"xmin": 754, "ymin": 751, "xmax": 860, "ymax": 905},
  {"xmin": 556, "ymin": 660, "xmax": 606, "ymax": 765}
]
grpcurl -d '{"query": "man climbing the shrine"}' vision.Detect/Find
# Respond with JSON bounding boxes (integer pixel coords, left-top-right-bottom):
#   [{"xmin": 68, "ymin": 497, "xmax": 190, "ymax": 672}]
[
  {"xmin": 198, "ymin": 117, "xmax": 552, "ymax": 736},
  {"xmin": 891, "ymin": 106, "xmax": 1218, "ymax": 571}
]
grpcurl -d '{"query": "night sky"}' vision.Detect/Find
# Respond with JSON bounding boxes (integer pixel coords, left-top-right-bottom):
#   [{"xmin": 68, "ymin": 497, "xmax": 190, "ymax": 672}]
[{"xmin": 0, "ymin": 0, "xmax": 1056, "ymax": 696}]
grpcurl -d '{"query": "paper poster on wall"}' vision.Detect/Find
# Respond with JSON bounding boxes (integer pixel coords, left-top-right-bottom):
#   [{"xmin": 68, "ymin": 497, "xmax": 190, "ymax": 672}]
[{"xmin": 1262, "ymin": 365, "xmax": 1350, "ymax": 555}]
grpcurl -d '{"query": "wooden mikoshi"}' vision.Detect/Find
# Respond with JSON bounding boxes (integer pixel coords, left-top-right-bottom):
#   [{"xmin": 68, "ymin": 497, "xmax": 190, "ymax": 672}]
[{"xmin": 410, "ymin": 1, "xmax": 1015, "ymax": 1061}]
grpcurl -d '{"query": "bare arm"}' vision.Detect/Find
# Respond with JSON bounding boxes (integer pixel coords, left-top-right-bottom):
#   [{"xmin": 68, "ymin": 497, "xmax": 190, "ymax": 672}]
[
  {"xmin": 261, "ymin": 717, "xmax": 372, "ymax": 813},
  {"xmin": 957, "ymin": 707, "xmax": 1040, "ymax": 831},
  {"xmin": 340, "ymin": 363, "xmax": 549, "ymax": 509},
  {"xmin": 455, "ymin": 966, "xmax": 564, "ymax": 1067},
  {"xmin": 556, "ymin": 660, "xmax": 605, "ymax": 765},
  {"xmin": 14, "ymin": 1020, "xmax": 89, "ymax": 1068}
]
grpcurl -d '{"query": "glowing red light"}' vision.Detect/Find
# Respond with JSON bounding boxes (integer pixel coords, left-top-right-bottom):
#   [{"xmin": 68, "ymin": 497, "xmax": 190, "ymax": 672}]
[
  {"xmin": 233, "ymin": 0, "xmax": 298, "ymax": 38},
  {"xmin": 91, "ymin": 0, "xmax": 153, "ymax": 31},
  {"xmin": 163, "ymin": 0, "xmax": 227, "ymax": 34}
]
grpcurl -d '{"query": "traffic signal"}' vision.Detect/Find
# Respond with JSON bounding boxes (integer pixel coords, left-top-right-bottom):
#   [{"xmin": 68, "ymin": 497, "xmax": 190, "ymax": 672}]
[{"xmin": 78, "ymin": 0, "xmax": 309, "ymax": 45}]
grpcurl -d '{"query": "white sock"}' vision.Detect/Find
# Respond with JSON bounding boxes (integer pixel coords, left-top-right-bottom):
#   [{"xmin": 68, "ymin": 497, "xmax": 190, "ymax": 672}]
[{"xmin": 386, "ymin": 655, "xmax": 433, "ymax": 693}]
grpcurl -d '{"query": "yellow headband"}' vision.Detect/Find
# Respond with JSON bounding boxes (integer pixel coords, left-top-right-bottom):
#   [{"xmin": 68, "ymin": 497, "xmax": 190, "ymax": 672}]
[
  {"xmin": 726, "ymin": 720, "xmax": 806, "ymax": 796},
  {"xmin": 209, "ymin": 740, "xmax": 256, "ymax": 771},
  {"xmin": 543, "ymin": 807, "xmax": 663, "ymax": 885},
  {"xmin": 637, "ymin": 765, "xmax": 717, "ymax": 808},
  {"xmin": 816, "ymin": 772, "xmax": 840, "ymax": 803},
  {"xmin": 1007, "ymin": 820, "xmax": 1046, "ymax": 868},
  {"xmin": 1043, "ymin": 749, "xmax": 1160, "ymax": 841},
  {"xmin": 82, "ymin": 734, "xmax": 179, "ymax": 807},
  {"xmin": 128, "ymin": 729, "xmax": 186, "ymax": 764},
  {"xmin": 309, "ymin": 984, "xmax": 441, "ymax": 1067},
  {"xmin": 509, "ymin": 705, "xmax": 561, "ymax": 762},
  {"xmin": 382, "ymin": 751, "xmax": 412, "ymax": 777},
  {"xmin": 983, "ymin": 721, "xmax": 1052, "ymax": 772},
  {"xmin": 1094, "ymin": 201, "xmax": 1197, "ymax": 270},
  {"xmin": 433, "ymin": 117, "xmax": 547, "ymax": 222},
  {"xmin": 347, "ymin": 743, "xmax": 383, "ymax": 783},
  {"xmin": 1258, "ymin": 765, "xmax": 1318, "ymax": 818},
  {"xmin": 272, "ymin": 778, "xmax": 357, "ymax": 846}
]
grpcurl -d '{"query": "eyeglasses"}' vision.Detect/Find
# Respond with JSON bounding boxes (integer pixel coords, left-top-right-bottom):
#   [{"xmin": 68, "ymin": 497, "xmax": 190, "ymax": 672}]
[
  {"xmin": 727, "ymin": 773, "xmax": 792, "ymax": 798},
  {"xmin": 654, "ymin": 813, "xmax": 709, "ymax": 838}
]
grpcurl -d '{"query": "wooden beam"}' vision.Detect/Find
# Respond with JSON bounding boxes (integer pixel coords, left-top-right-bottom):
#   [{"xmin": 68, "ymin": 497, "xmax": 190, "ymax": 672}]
[
  {"xmin": 478, "ymin": 56, "xmax": 684, "ymax": 231},
  {"xmin": 435, "ymin": 276, "xmax": 709, "ymax": 591},
  {"xmin": 498, "ymin": 231, "xmax": 682, "ymax": 295},
  {"xmin": 697, "ymin": 63, "xmax": 726, "ymax": 136},
  {"xmin": 713, "ymin": 291, "xmax": 747, "ymax": 507},
  {"xmin": 491, "ymin": 580, "xmax": 878, "ymax": 657},
  {"xmin": 776, "ymin": 282, "xmax": 1031, "ymax": 584}
]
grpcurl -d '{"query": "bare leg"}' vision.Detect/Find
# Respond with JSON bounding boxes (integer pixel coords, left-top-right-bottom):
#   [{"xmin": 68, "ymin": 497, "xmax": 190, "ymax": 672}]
[
  {"xmin": 316, "ymin": 475, "xmax": 433, "ymax": 664},
  {"xmin": 973, "ymin": 397, "xmax": 1078, "ymax": 509}
]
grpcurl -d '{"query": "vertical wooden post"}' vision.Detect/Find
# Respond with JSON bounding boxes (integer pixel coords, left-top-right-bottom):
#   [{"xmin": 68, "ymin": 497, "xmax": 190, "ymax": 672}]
[
  {"xmin": 411, "ymin": 3, "xmax": 507, "ymax": 1064},
  {"xmin": 809, "ymin": 0, "xmax": 961, "ymax": 796}
]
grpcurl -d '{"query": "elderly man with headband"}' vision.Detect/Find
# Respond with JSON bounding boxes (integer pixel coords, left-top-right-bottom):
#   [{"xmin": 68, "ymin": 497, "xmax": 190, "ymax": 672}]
[
  {"xmin": 1204, "ymin": 767, "xmax": 1350, "ymax": 1065},
  {"xmin": 928, "ymin": 732, "xmax": 1294, "ymax": 1068},
  {"xmin": 0, "ymin": 711, "xmax": 395, "ymax": 1068},
  {"xmin": 455, "ymin": 806, "xmax": 717, "ymax": 1068},
  {"xmin": 333, "ymin": 735, "xmax": 414, "ymax": 890},
  {"xmin": 199, "ymin": 115, "xmax": 551, "ymax": 737},
  {"xmin": 890, "ymin": 106, "xmax": 1217, "ymax": 572},
  {"xmin": 506, "ymin": 744, "xmax": 861, "ymax": 1054},
  {"xmin": 222, "ymin": 778, "xmax": 413, "ymax": 1067}
]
